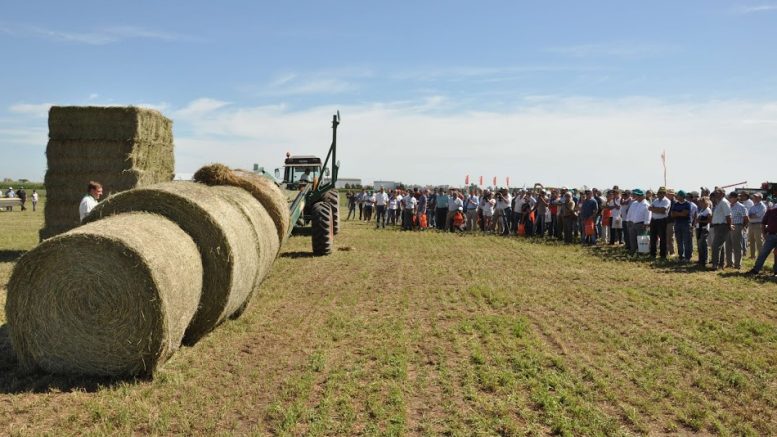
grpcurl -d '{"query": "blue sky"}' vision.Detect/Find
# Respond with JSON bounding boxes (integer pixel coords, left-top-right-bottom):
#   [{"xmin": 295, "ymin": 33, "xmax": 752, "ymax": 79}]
[{"xmin": 1, "ymin": 1, "xmax": 775, "ymax": 189}]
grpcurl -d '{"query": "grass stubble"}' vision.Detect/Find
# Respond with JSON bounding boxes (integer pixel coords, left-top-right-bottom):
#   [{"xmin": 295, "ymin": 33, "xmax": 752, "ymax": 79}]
[{"xmin": 1, "ymin": 201, "xmax": 776, "ymax": 436}]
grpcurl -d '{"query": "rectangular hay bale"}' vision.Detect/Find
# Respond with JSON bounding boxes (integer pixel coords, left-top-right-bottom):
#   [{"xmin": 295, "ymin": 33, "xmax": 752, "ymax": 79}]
[{"xmin": 48, "ymin": 106, "xmax": 173, "ymax": 143}]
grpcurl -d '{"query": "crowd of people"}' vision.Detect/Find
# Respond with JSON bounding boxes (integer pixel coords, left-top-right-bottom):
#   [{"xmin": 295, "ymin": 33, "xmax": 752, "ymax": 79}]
[
  {"xmin": 346, "ymin": 185, "xmax": 777, "ymax": 277},
  {"xmin": 1, "ymin": 186, "xmax": 38, "ymax": 212}
]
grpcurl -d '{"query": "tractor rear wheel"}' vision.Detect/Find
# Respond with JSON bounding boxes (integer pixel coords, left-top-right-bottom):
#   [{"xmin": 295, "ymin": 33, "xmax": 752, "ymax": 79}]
[
  {"xmin": 326, "ymin": 190, "xmax": 340, "ymax": 235},
  {"xmin": 311, "ymin": 201, "xmax": 334, "ymax": 256}
]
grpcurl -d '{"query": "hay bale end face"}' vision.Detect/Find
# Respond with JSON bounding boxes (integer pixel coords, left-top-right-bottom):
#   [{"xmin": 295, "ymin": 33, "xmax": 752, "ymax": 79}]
[
  {"xmin": 194, "ymin": 164, "xmax": 290, "ymax": 244},
  {"xmin": 85, "ymin": 181, "xmax": 263, "ymax": 344},
  {"xmin": 5, "ymin": 213, "xmax": 202, "ymax": 377}
]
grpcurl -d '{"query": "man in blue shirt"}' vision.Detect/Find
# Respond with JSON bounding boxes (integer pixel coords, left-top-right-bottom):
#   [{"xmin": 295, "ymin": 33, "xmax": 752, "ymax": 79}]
[
  {"xmin": 435, "ymin": 188, "xmax": 449, "ymax": 231},
  {"xmin": 670, "ymin": 190, "xmax": 693, "ymax": 262}
]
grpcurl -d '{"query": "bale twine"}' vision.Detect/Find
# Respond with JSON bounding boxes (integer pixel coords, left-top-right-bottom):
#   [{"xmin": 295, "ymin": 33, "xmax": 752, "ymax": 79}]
[
  {"xmin": 5, "ymin": 213, "xmax": 201, "ymax": 377},
  {"xmin": 210, "ymin": 185, "xmax": 280, "ymax": 314},
  {"xmin": 85, "ymin": 181, "xmax": 260, "ymax": 344},
  {"xmin": 193, "ymin": 164, "xmax": 289, "ymax": 244}
]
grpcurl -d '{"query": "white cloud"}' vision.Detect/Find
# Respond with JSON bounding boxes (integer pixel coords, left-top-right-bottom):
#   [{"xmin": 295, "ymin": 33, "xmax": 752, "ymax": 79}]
[
  {"xmin": 9, "ymin": 103, "xmax": 53, "ymax": 118},
  {"xmin": 736, "ymin": 4, "xmax": 777, "ymax": 13},
  {"xmin": 0, "ymin": 24, "xmax": 198, "ymax": 45},
  {"xmin": 173, "ymin": 98, "xmax": 231, "ymax": 118},
  {"xmin": 169, "ymin": 96, "xmax": 777, "ymax": 190},
  {"xmin": 545, "ymin": 43, "xmax": 677, "ymax": 59}
]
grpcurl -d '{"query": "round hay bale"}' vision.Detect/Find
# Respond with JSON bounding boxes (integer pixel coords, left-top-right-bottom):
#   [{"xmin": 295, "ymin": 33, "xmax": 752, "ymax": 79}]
[
  {"xmin": 210, "ymin": 186, "xmax": 280, "ymax": 315},
  {"xmin": 85, "ymin": 181, "xmax": 260, "ymax": 344},
  {"xmin": 193, "ymin": 164, "xmax": 289, "ymax": 244},
  {"xmin": 5, "ymin": 213, "xmax": 201, "ymax": 377}
]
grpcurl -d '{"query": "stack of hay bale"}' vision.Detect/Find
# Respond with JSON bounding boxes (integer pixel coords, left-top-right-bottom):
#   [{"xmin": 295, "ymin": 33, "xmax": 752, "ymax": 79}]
[
  {"xmin": 40, "ymin": 106, "xmax": 175, "ymax": 240},
  {"xmin": 6, "ymin": 163, "xmax": 290, "ymax": 377}
]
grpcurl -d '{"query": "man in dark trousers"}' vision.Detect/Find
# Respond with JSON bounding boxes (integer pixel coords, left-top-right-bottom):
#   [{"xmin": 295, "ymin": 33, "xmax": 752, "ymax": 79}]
[{"xmin": 17, "ymin": 186, "xmax": 27, "ymax": 211}]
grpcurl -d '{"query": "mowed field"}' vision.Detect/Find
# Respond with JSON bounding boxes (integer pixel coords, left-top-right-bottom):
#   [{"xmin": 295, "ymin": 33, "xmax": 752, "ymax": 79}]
[{"xmin": 1, "ymin": 201, "xmax": 777, "ymax": 436}]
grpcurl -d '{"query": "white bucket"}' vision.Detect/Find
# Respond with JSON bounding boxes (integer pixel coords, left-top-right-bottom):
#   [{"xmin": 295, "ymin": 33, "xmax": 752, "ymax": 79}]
[{"xmin": 637, "ymin": 235, "xmax": 650, "ymax": 254}]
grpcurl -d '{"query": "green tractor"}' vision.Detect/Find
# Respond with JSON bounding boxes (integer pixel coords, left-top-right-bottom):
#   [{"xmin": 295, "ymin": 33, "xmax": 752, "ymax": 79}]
[{"xmin": 255, "ymin": 112, "xmax": 341, "ymax": 256}]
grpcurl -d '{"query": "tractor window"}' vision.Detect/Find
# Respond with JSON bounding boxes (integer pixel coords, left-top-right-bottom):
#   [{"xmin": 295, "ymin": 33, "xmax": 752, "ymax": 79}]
[{"xmin": 286, "ymin": 166, "xmax": 320, "ymax": 183}]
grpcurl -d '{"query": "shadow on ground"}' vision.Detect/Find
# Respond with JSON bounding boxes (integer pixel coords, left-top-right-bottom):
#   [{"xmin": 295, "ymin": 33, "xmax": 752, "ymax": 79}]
[
  {"xmin": 0, "ymin": 250, "xmax": 26, "ymax": 263},
  {"xmin": 279, "ymin": 251, "xmax": 316, "ymax": 259},
  {"xmin": 0, "ymin": 324, "xmax": 139, "ymax": 394}
]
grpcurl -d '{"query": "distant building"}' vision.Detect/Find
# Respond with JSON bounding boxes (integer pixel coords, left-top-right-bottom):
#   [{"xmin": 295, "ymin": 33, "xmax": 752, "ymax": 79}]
[
  {"xmin": 333, "ymin": 178, "xmax": 361, "ymax": 189},
  {"xmin": 373, "ymin": 180, "xmax": 398, "ymax": 190}
]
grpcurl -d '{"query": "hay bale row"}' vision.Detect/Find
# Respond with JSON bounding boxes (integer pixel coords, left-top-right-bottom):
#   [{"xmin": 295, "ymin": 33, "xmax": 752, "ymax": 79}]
[
  {"xmin": 85, "ymin": 181, "xmax": 279, "ymax": 344},
  {"xmin": 46, "ymin": 139, "xmax": 174, "ymax": 174},
  {"xmin": 6, "ymin": 213, "xmax": 202, "ymax": 376},
  {"xmin": 194, "ymin": 164, "xmax": 290, "ymax": 245},
  {"xmin": 49, "ymin": 106, "xmax": 173, "ymax": 142},
  {"xmin": 41, "ymin": 106, "xmax": 175, "ymax": 240}
]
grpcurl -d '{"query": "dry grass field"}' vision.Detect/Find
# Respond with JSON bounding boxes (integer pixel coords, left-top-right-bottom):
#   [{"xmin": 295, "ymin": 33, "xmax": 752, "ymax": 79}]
[{"xmin": 1, "ymin": 201, "xmax": 776, "ymax": 436}]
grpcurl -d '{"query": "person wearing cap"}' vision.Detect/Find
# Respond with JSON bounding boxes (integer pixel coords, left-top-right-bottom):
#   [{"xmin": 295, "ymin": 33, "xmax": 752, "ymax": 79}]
[
  {"xmin": 648, "ymin": 187, "xmax": 671, "ymax": 259},
  {"xmin": 625, "ymin": 189, "xmax": 651, "ymax": 254},
  {"xmin": 670, "ymin": 190, "xmax": 693, "ymax": 262},
  {"xmin": 727, "ymin": 192, "xmax": 748, "ymax": 269},
  {"xmin": 709, "ymin": 188, "xmax": 732, "ymax": 270},
  {"xmin": 747, "ymin": 193, "xmax": 767, "ymax": 259}
]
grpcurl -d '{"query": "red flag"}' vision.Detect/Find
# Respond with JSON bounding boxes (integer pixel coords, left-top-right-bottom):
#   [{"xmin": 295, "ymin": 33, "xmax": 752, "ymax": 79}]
[
  {"xmin": 479, "ymin": 176, "xmax": 483, "ymax": 186},
  {"xmin": 493, "ymin": 176, "xmax": 497, "ymax": 187},
  {"xmin": 465, "ymin": 175, "xmax": 470, "ymax": 185},
  {"xmin": 506, "ymin": 177, "xmax": 510, "ymax": 187}
]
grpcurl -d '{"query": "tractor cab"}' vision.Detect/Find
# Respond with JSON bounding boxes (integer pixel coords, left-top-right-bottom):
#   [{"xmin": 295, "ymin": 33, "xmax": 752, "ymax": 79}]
[{"xmin": 275, "ymin": 154, "xmax": 330, "ymax": 191}]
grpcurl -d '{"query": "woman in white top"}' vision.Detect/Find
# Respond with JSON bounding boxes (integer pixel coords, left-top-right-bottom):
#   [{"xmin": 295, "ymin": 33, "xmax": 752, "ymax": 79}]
[
  {"xmin": 481, "ymin": 193, "xmax": 496, "ymax": 232},
  {"xmin": 607, "ymin": 191, "xmax": 622, "ymax": 245}
]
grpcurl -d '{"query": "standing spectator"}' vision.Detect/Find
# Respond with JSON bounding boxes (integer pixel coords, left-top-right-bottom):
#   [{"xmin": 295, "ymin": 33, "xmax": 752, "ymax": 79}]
[
  {"xmin": 17, "ymin": 186, "xmax": 27, "ymax": 211},
  {"xmin": 626, "ymin": 189, "xmax": 651, "ymax": 255},
  {"xmin": 648, "ymin": 188, "xmax": 671, "ymax": 259},
  {"xmin": 561, "ymin": 192, "xmax": 577, "ymax": 244},
  {"xmin": 748, "ymin": 193, "xmax": 767, "ymax": 259},
  {"xmin": 536, "ymin": 191, "xmax": 548, "ymax": 237},
  {"xmin": 549, "ymin": 189, "xmax": 560, "ymax": 238},
  {"xmin": 482, "ymin": 191, "xmax": 496, "ymax": 232},
  {"xmin": 427, "ymin": 188, "xmax": 437, "ymax": 229},
  {"xmin": 709, "ymin": 189, "xmax": 732, "ymax": 271},
  {"xmin": 357, "ymin": 189, "xmax": 366, "ymax": 220},
  {"xmin": 593, "ymin": 188, "xmax": 605, "ymax": 241},
  {"xmin": 696, "ymin": 196, "xmax": 712, "ymax": 267},
  {"xmin": 671, "ymin": 190, "xmax": 693, "ymax": 262},
  {"xmin": 579, "ymin": 189, "xmax": 598, "ymax": 245},
  {"xmin": 346, "ymin": 192, "xmax": 357, "ymax": 220},
  {"xmin": 374, "ymin": 187, "xmax": 388, "ymax": 229},
  {"xmin": 416, "ymin": 188, "xmax": 428, "ymax": 229},
  {"xmin": 435, "ymin": 188, "xmax": 448, "ymax": 231},
  {"xmin": 621, "ymin": 191, "xmax": 633, "ymax": 251},
  {"xmin": 387, "ymin": 191, "xmax": 399, "ymax": 225},
  {"xmin": 608, "ymin": 190, "xmax": 623, "ymax": 245},
  {"xmin": 465, "ymin": 189, "xmax": 480, "ymax": 232},
  {"xmin": 747, "ymin": 201, "xmax": 777, "ymax": 277},
  {"xmin": 740, "ymin": 192, "xmax": 754, "ymax": 255},
  {"xmin": 447, "ymin": 189, "xmax": 463, "ymax": 232},
  {"xmin": 401, "ymin": 192, "xmax": 417, "ymax": 231},
  {"xmin": 665, "ymin": 189, "xmax": 676, "ymax": 257},
  {"xmin": 79, "ymin": 181, "xmax": 102, "ymax": 222},
  {"xmin": 727, "ymin": 192, "xmax": 748, "ymax": 269},
  {"xmin": 31, "ymin": 189, "xmax": 39, "ymax": 212},
  {"xmin": 363, "ymin": 191, "xmax": 374, "ymax": 222}
]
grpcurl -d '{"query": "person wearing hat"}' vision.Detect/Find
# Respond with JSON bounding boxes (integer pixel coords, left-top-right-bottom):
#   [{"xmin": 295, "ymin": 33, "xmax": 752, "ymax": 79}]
[
  {"xmin": 670, "ymin": 190, "xmax": 693, "ymax": 261},
  {"xmin": 625, "ymin": 189, "xmax": 651, "ymax": 254},
  {"xmin": 648, "ymin": 187, "xmax": 671, "ymax": 259},
  {"xmin": 709, "ymin": 188, "xmax": 732, "ymax": 270},
  {"xmin": 727, "ymin": 191, "xmax": 748, "ymax": 269}
]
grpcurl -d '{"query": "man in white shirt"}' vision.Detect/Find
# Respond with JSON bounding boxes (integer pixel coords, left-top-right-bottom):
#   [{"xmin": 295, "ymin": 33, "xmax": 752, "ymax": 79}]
[
  {"xmin": 447, "ymin": 189, "xmax": 464, "ymax": 232},
  {"xmin": 626, "ymin": 189, "xmax": 651, "ymax": 255},
  {"xmin": 401, "ymin": 193, "xmax": 417, "ymax": 231},
  {"xmin": 79, "ymin": 181, "xmax": 103, "ymax": 222},
  {"xmin": 709, "ymin": 189, "xmax": 732, "ymax": 270},
  {"xmin": 374, "ymin": 187, "xmax": 389, "ymax": 229},
  {"xmin": 648, "ymin": 187, "xmax": 671, "ymax": 259},
  {"xmin": 748, "ymin": 193, "xmax": 767, "ymax": 259}
]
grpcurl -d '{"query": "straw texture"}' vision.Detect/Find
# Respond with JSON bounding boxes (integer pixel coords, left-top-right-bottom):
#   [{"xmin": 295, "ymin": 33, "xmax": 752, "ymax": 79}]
[{"xmin": 5, "ymin": 213, "xmax": 201, "ymax": 377}]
